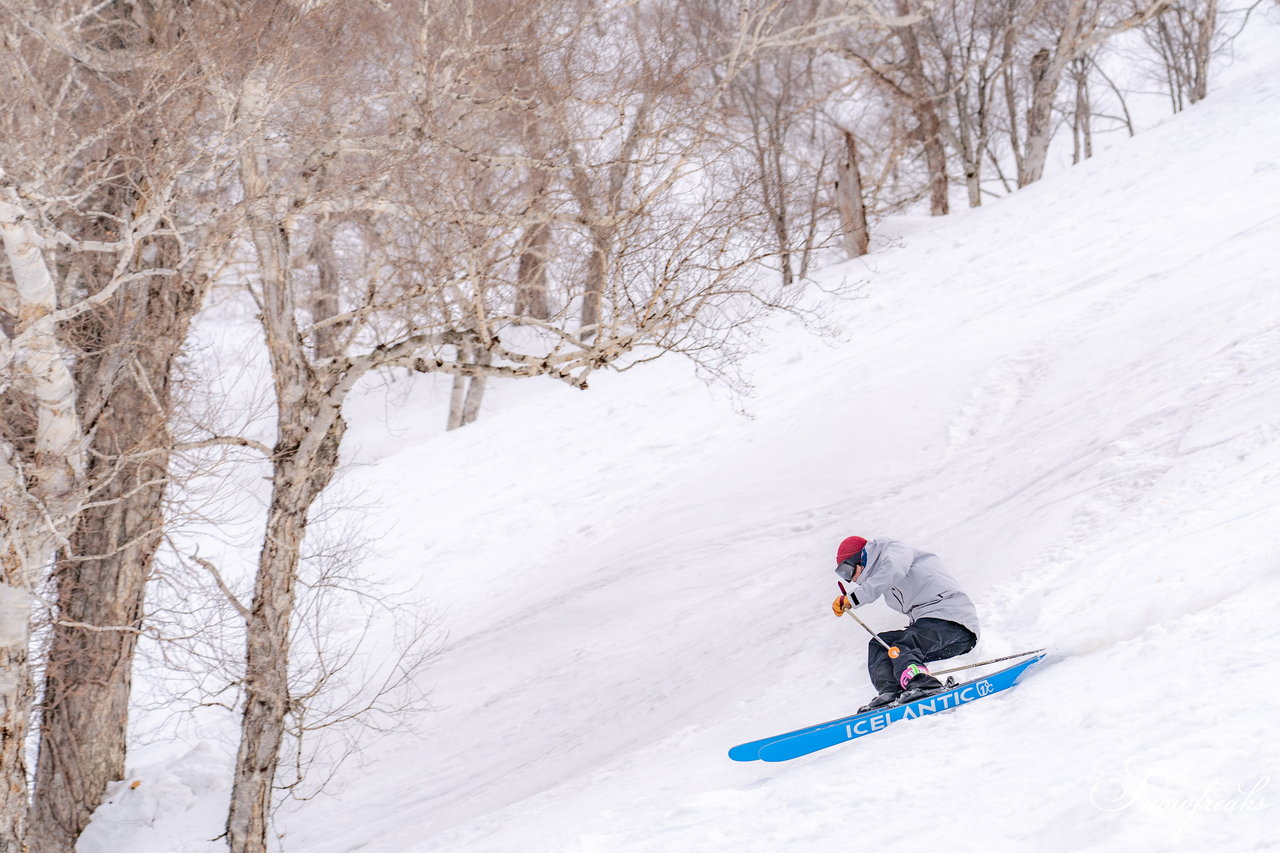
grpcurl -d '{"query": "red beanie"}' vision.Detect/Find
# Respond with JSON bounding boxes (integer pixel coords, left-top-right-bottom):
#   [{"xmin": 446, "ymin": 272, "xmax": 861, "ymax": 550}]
[{"xmin": 836, "ymin": 536, "xmax": 868, "ymax": 565}]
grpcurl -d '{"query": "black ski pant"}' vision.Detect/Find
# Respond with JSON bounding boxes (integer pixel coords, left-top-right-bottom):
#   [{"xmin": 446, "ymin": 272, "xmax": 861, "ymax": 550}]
[{"xmin": 867, "ymin": 617, "xmax": 978, "ymax": 694}]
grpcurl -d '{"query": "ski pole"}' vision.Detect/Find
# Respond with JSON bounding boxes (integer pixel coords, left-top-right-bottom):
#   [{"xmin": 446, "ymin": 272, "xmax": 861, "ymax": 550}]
[
  {"xmin": 930, "ymin": 648, "xmax": 1047, "ymax": 677},
  {"xmin": 837, "ymin": 582, "xmax": 901, "ymax": 659}
]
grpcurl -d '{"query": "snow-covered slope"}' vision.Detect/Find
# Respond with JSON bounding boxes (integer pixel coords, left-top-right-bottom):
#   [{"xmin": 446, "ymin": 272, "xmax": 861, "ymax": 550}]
[{"xmin": 84, "ymin": 21, "xmax": 1280, "ymax": 853}]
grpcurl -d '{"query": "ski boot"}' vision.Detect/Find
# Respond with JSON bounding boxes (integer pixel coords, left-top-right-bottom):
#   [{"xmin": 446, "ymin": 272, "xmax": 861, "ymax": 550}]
[{"xmin": 857, "ymin": 690, "xmax": 901, "ymax": 714}]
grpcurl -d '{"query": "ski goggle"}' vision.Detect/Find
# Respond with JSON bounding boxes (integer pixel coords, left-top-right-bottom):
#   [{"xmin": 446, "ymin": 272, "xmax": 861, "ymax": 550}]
[{"xmin": 834, "ymin": 551, "xmax": 865, "ymax": 582}]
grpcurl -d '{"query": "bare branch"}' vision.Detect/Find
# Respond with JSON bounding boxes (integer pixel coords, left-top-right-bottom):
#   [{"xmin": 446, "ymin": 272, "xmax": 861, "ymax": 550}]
[{"xmin": 191, "ymin": 554, "xmax": 251, "ymax": 623}]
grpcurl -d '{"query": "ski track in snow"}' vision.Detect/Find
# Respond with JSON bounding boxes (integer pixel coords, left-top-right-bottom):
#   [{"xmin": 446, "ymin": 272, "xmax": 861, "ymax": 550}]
[{"xmin": 82, "ymin": 18, "xmax": 1280, "ymax": 853}]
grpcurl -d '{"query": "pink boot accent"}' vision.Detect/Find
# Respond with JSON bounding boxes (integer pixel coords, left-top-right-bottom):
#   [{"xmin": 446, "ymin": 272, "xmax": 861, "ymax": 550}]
[{"xmin": 899, "ymin": 663, "xmax": 929, "ymax": 690}]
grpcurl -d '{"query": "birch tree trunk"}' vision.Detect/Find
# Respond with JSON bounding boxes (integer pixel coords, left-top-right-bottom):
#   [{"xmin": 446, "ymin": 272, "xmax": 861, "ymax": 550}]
[
  {"xmin": 835, "ymin": 129, "xmax": 871, "ymax": 258},
  {"xmin": 1020, "ymin": 40, "xmax": 1069, "ymax": 186},
  {"xmin": 1189, "ymin": 0, "xmax": 1217, "ymax": 104},
  {"xmin": 1070, "ymin": 57, "xmax": 1093, "ymax": 165},
  {"xmin": 1002, "ymin": 27, "xmax": 1026, "ymax": 185},
  {"xmin": 580, "ymin": 233, "xmax": 609, "ymax": 339},
  {"xmin": 0, "ymin": 579, "xmax": 35, "ymax": 853},
  {"xmin": 30, "ymin": 259, "xmax": 205, "ymax": 853},
  {"xmin": 515, "ymin": 195, "xmax": 552, "ymax": 321},
  {"xmin": 0, "ymin": 183, "xmax": 87, "ymax": 853},
  {"xmin": 446, "ymin": 345, "xmax": 491, "ymax": 431},
  {"xmin": 569, "ymin": 92, "xmax": 653, "ymax": 339},
  {"xmin": 892, "ymin": 0, "xmax": 949, "ymax": 216},
  {"xmin": 226, "ymin": 63, "xmax": 355, "ymax": 852},
  {"xmin": 956, "ymin": 106, "xmax": 983, "ymax": 208},
  {"xmin": 227, "ymin": 415, "xmax": 344, "ymax": 853}
]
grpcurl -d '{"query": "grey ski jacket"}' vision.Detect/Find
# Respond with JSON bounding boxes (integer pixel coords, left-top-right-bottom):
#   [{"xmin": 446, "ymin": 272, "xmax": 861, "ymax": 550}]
[{"xmin": 845, "ymin": 538, "xmax": 981, "ymax": 639}]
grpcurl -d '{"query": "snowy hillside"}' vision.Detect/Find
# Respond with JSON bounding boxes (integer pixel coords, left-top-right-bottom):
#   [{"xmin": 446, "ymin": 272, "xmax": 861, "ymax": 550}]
[{"xmin": 84, "ymin": 20, "xmax": 1280, "ymax": 853}]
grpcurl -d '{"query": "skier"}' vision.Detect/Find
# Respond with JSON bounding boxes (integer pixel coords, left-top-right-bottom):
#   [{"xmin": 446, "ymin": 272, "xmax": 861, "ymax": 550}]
[{"xmin": 830, "ymin": 536, "xmax": 981, "ymax": 712}]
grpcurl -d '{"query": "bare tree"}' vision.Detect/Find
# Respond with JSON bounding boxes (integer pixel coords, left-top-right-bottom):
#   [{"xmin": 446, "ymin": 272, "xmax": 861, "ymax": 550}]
[
  {"xmin": 828, "ymin": 0, "xmax": 1180, "ymax": 210},
  {"xmin": 889, "ymin": 0, "xmax": 953, "ymax": 214},
  {"xmin": 1141, "ymin": 0, "xmax": 1220, "ymax": 109},
  {"xmin": 0, "ymin": 2, "xmax": 235, "ymax": 840},
  {"xmin": 702, "ymin": 8, "xmax": 847, "ymax": 283},
  {"xmin": 1068, "ymin": 54, "xmax": 1095, "ymax": 162},
  {"xmin": 14, "ymin": 10, "xmax": 234, "ymax": 853},
  {"xmin": 919, "ymin": 0, "xmax": 1020, "ymax": 207},
  {"xmin": 174, "ymin": 3, "xmax": 801, "ymax": 850},
  {"xmin": 0, "ymin": 138, "xmax": 208, "ymax": 853},
  {"xmin": 835, "ymin": 1, "xmax": 954, "ymax": 216},
  {"xmin": 1011, "ymin": 0, "xmax": 1172, "ymax": 186}
]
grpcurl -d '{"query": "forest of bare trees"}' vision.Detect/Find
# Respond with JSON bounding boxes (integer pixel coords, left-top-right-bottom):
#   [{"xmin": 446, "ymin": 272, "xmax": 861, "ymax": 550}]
[{"xmin": 0, "ymin": 0, "xmax": 1246, "ymax": 850}]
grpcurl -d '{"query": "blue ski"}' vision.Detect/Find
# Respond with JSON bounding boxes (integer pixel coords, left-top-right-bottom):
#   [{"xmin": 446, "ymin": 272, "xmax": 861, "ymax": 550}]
[{"xmin": 729, "ymin": 653, "xmax": 1044, "ymax": 762}]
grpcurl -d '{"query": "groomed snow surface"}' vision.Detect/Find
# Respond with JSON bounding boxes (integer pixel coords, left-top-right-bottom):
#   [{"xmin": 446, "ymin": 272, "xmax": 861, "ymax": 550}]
[{"xmin": 83, "ymin": 21, "xmax": 1280, "ymax": 853}]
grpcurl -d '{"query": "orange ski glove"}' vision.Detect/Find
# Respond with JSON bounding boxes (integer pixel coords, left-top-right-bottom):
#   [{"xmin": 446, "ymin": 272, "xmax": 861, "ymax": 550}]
[{"xmin": 831, "ymin": 594, "xmax": 851, "ymax": 616}]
